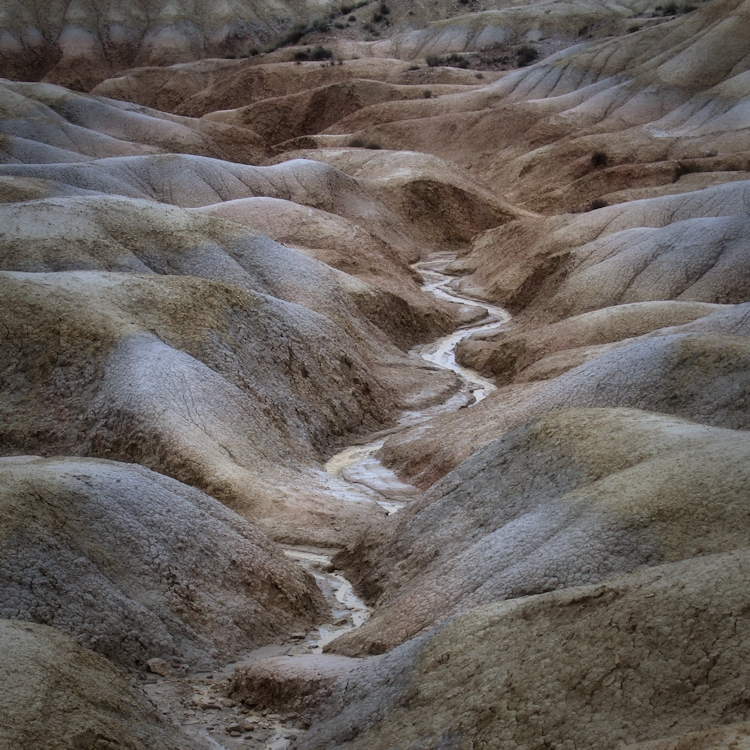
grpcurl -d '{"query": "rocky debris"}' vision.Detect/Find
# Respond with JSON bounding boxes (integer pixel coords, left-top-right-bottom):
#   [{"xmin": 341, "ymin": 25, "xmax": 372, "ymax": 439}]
[
  {"xmin": 0, "ymin": 457, "xmax": 328, "ymax": 669},
  {"xmin": 0, "ymin": 619, "xmax": 207, "ymax": 750},
  {"xmin": 298, "ymin": 548, "xmax": 750, "ymax": 749},
  {"xmin": 146, "ymin": 658, "xmax": 173, "ymax": 677},
  {"xmin": 331, "ymin": 408, "xmax": 750, "ymax": 656}
]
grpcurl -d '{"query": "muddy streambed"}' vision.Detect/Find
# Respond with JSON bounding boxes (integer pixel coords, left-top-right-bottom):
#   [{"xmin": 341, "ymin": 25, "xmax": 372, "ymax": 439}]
[
  {"xmin": 324, "ymin": 252, "xmax": 510, "ymax": 515},
  {"xmin": 142, "ymin": 254, "xmax": 509, "ymax": 749}
]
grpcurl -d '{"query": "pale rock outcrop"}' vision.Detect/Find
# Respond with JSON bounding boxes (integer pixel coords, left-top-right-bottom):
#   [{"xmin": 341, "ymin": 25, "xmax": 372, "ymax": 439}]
[
  {"xmin": 0, "ymin": 154, "xmax": 427, "ymax": 259},
  {"xmin": 452, "ymin": 181, "xmax": 750, "ymax": 319}
]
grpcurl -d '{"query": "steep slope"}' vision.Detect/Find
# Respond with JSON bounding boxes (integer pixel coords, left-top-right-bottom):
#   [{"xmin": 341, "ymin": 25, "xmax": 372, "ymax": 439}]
[
  {"xmin": 380, "ymin": 310, "xmax": 750, "ymax": 488},
  {"xmin": 300, "ymin": 0, "xmax": 750, "ymax": 211},
  {"xmin": 0, "ymin": 457, "xmax": 326, "ymax": 669},
  {"xmin": 451, "ymin": 180, "xmax": 750, "ymax": 319},
  {"xmin": 0, "ymin": 619, "xmax": 206, "ymax": 750},
  {"xmin": 330, "ymin": 408, "xmax": 750, "ymax": 655},
  {"xmin": 0, "ymin": 80, "xmax": 268, "ymax": 164},
  {"xmin": 0, "ymin": 267, "xmax": 402, "ymax": 546},
  {"xmin": 294, "ymin": 549, "xmax": 750, "ymax": 749}
]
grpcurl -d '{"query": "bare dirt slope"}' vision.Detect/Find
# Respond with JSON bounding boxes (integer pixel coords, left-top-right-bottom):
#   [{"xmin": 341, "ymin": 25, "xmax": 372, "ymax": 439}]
[
  {"xmin": 0, "ymin": 0, "xmax": 749, "ymax": 747},
  {"xmin": 294, "ymin": 548, "xmax": 750, "ymax": 749},
  {"xmin": 330, "ymin": 408, "xmax": 750, "ymax": 655},
  {"xmin": 0, "ymin": 619, "xmax": 208, "ymax": 749},
  {"xmin": 0, "ymin": 457, "xmax": 326, "ymax": 670}
]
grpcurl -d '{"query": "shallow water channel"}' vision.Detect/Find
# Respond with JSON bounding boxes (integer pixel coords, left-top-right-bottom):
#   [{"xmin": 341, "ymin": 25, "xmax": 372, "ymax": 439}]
[
  {"xmin": 324, "ymin": 251, "xmax": 511, "ymax": 515},
  {"xmin": 294, "ymin": 253, "xmax": 511, "ymax": 647},
  {"xmin": 147, "ymin": 254, "xmax": 509, "ymax": 750}
]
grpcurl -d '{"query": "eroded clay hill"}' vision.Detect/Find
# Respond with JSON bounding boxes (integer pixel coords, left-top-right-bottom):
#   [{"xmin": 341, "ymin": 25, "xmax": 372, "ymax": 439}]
[{"xmin": 0, "ymin": 0, "xmax": 748, "ymax": 747}]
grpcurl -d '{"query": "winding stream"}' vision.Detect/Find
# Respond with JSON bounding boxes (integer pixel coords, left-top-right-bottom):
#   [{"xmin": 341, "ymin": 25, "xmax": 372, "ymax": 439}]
[
  {"xmin": 287, "ymin": 253, "xmax": 511, "ymax": 659},
  {"xmin": 149, "ymin": 254, "xmax": 510, "ymax": 750},
  {"xmin": 323, "ymin": 252, "xmax": 510, "ymax": 516}
]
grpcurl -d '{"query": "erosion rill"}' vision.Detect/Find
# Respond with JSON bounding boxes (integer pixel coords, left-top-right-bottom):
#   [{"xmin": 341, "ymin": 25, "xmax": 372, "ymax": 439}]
[{"xmin": 0, "ymin": 1, "xmax": 749, "ymax": 749}]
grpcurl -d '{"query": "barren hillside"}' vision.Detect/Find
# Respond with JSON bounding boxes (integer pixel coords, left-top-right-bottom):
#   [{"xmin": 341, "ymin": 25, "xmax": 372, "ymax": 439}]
[{"xmin": 0, "ymin": 0, "xmax": 748, "ymax": 748}]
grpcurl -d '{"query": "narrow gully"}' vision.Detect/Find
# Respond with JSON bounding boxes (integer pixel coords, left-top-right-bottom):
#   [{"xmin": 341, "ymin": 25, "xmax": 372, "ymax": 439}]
[
  {"xmin": 142, "ymin": 253, "xmax": 510, "ymax": 750},
  {"xmin": 323, "ymin": 251, "xmax": 510, "ymax": 515}
]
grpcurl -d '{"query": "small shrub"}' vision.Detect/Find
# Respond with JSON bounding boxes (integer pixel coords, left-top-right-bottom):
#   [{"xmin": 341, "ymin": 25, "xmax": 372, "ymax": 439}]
[
  {"xmin": 250, "ymin": 48, "xmax": 259, "ymax": 56},
  {"xmin": 341, "ymin": 3, "xmax": 354, "ymax": 13},
  {"xmin": 223, "ymin": 53, "xmax": 236, "ymax": 59},
  {"xmin": 673, "ymin": 161, "xmax": 704, "ymax": 181},
  {"xmin": 445, "ymin": 53, "xmax": 469, "ymax": 68},
  {"xmin": 460, "ymin": 0, "xmax": 471, "ymax": 4},
  {"xmin": 373, "ymin": 12, "xmax": 383, "ymax": 22},
  {"xmin": 628, "ymin": 24, "xmax": 640, "ymax": 32},
  {"xmin": 662, "ymin": 1, "xmax": 678, "ymax": 13},
  {"xmin": 426, "ymin": 55, "xmax": 444, "ymax": 67},
  {"xmin": 349, "ymin": 15, "xmax": 356, "ymax": 21},
  {"xmin": 408, "ymin": 64, "xmax": 420, "ymax": 70},
  {"xmin": 366, "ymin": 142, "xmax": 382, "ymax": 149},
  {"xmin": 578, "ymin": 24, "xmax": 590, "ymax": 36},
  {"xmin": 475, "ymin": 72, "xmax": 484, "ymax": 79},
  {"xmin": 516, "ymin": 45, "xmax": 539, "ymax": 67},
  {"xmin": 586, "ymin": 198, "xmax": 609, "ymax": 211},
  {"xmin": 310, "ymin": 45, "xmax": 333, "ymax": 60},
  {"xmin": 348, "ymin": 137, "xmax": 366, "ymax": 147},
  {"xmin": 591, "ymin": 151, "xmax": 609, "ymax": 168},
  {"xmin": 380, "ymin": 3, "xmax": 390, "ymax": 13},
  {"xmin": 423, "ymin": 89, "xmax": 433, "ymax": 98},
  {"xmin": 334, "ymin": 22, "xmax": 346, "ymax": 28}
]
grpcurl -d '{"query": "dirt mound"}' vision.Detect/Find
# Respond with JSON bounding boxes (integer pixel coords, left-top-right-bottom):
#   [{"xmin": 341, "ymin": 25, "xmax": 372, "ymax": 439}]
[
  {"xmin": 457, "ymin": 301, "xmax": 727, "ymax": 383},
  {"xmin": 0, "ymin": 619, "xmax": 206, "ymax": 750},
  {"xmin": 274, "ymin": 147, "xmax": 530, "ymax": 249},
  {"xmin": 0, "ymin": 267, "xmax": 399, "ymax": 545},
  {"xmin": 452, "ymin": 181, "xmax": 750, "ymax": 320},
  {"xmin": 0, "ymin": 153, "xmax": 431, "ymax": 258},
  {"xmin": 379, "ymin": 325, "xmax": 750, "ymax": 488},
  {"xmin": 0, "ymin": 456, "xmax": 326, "ymax": 669},
  {"xmin": 203, "ymin": 78, "xmax": 469, "ymax": 145},
  {"xmin": 195, "ymin": 196, "xmax": 458, "ymax": 348},
  {"xmin": 159, "ymin": 58, "xmax": 465, "ymax": 118},
  {"xmin": 298, "ymin": 548, "xmax": 750, "ymax": 749},
  {"xmin": 330, "ymin": 408, "xmax": 750, "ymax": 655},
  {"xmin": 0, "ymin": 80, "xmax": 268, "ymax": 165}
]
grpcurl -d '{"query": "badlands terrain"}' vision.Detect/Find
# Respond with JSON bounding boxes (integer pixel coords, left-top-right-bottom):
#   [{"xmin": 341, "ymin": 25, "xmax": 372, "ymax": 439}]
[{"xmin": 0, "ymin": 0, "xmax": 749, "ymax": 748}]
